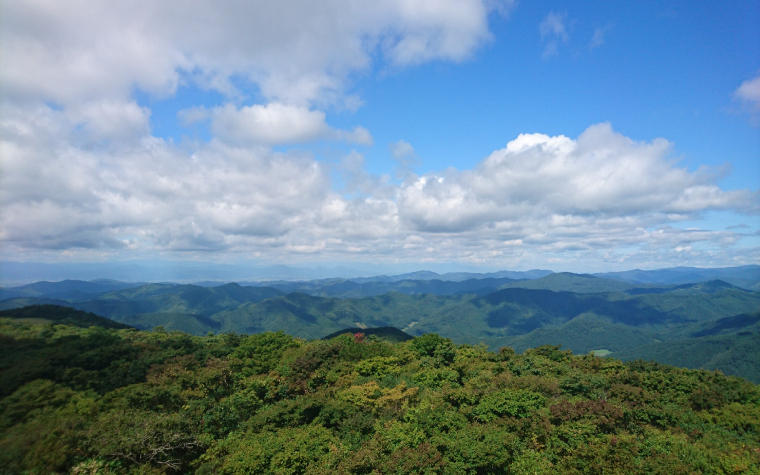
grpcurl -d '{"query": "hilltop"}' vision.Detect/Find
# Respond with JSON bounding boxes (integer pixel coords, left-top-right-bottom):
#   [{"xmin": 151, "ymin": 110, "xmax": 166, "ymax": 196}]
[{"xmin": 0, "ymin": 314, "xmax": 758, "ymax": 473}]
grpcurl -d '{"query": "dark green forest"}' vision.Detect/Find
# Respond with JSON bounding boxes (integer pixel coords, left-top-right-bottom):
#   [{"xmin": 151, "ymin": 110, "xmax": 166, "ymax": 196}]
[{"xmin": 1, "ymin": 307, "xmax": 759, "ymax": 474}]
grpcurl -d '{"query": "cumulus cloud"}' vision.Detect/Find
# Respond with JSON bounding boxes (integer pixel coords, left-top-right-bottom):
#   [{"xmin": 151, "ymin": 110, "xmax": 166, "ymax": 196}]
[
  {"xmin": 0, "ymin": 104, "xmax": 335, "ymax": 253},
  {"xmin": 397, "ymin": 123, "xmax": 757, "ymax": 234},
  {"xmin": 209, "ymin": 103, "xmax": 372, "ymax": 146},
  {"xmin": 0, "ymin": 1, "xmax": 756, "ymax": 270},
  {"xmin": 0, "ymin": 0, "xmax": 512, "ymax": 107},
  {"xmin": 68, "ymin": 100, "xmax": 152, "ymax": 142},
  {"xmin": 1, "ymin": 110, "xmax": 756, "ymax": 268}
]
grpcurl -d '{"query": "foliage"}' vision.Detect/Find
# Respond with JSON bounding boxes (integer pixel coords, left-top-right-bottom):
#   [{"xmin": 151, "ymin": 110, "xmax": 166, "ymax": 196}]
[
  {"xmin": 1, "ymin": 314, "xmax": 759, "ymax": 474},
  {"xmin": 321, "ymin": 326, "xmax": 414, "ymax": 343},
  {"xmin": 0, "ymin": 304, "xmax": 132, "ymax": 329}
]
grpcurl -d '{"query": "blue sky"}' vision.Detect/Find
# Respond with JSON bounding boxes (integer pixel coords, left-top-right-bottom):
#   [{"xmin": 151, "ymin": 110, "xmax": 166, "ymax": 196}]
[{"xmin": 1, "ymin": 0, "xmax": 758, "ymax": 274}]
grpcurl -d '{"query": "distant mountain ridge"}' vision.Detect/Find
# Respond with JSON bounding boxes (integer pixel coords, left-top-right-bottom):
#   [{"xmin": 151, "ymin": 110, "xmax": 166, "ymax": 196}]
[
  {"xmin": 593, "ymin": 265, "xmax": 760, "ymax": 291},
  {"xmin": 0, "ymin": 279, "xmax": 146, "ymax": 301},
  {"xmin": 2, "ymin": 264, "xmax": 757, "ymax": 289}
]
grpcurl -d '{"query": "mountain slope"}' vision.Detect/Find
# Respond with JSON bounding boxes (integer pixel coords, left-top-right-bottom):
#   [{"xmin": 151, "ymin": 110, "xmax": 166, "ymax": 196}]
[
  {"xmin": 595, "ymin": 265, "xmax": 760, "ymax": 290},
  {"xmin": 72, "ymin": 283, "xmax": 283, "ymax": 319},
  {"xmin": 0, "ymin": 279, "xmax": 145, "ymax": 301},
  {"xmin": 210, "ymin": 292, "xmax": 462, "ymax": 338},
  {"xmin": 250, "ymin": 277, "xmax": 518, "ymax": 298},
  {"xmin": 0, "ymin": 304, "xmax": 133, "ymax": 330},
  {"xmin": 610, "ymin": 330, "xmax": 760, "ymax": 383},
  {"xmin": 499, "ymin": 272, "xmax": 635, "ymax": 293},
  {"xmin": 493, "ymin": 312, "xmax": 657, "ymax": 354}
]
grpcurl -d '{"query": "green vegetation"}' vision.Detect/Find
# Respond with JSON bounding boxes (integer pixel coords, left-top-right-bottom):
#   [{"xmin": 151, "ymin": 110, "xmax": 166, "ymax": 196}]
[
  {"xmin": 1, "ymin": 313, "xmax": 758, "ymax": 474},
  {"xmin": 498, "ymin": 272, "xmax": 636, "ymax": 293},
  {"xmin": 6, "ymin": 283, "xmax": 754, "ymax": 347},
  {"xmin": 0, "ymin": 305, "xmax": 132, "ymax": 330},
  {"xmin": 322, "ymin": 326, "xmax": 414, "ymax": 343},
  {"xmin": 611, "ymin": 331, "xmax": 760, "ymax": 384},
  {"xmin": 2, "ymin": 277, "xmax": 758, "ymax": 382},
  {"xmin": 595, "ymin": 265, "xmax": 760, "ymax": 291}
]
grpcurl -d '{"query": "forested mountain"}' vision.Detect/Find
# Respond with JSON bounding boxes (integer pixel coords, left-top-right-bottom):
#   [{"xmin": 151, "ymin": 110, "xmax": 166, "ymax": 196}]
[
  {"xmin": 0, "ymin": 279, "xmax": 146, "ymax": 301},
  {"xmin": 249, "ymin": 273, "xmax": 639, "ymax": 297},
  {"xmin": 0, "ymin": 304, "xmax": 133, "ymax": 330},
  {"xmin": 594, "ymin": 265, "xmax": 760, "ymax": 291},
  {"xmin": 245, "ymin": 277, "xmax": 520, "ymax": 298},
  {"xmin": 348, "ymin": 269, "xmax": 554, "ymax": 283},
  {"xmin": 1, "ymin": 313, "xmax": 758, "ymax": 474},
  {"xmin": 1, "ymin": 273, "xmax": 758, "ymax": 382}
]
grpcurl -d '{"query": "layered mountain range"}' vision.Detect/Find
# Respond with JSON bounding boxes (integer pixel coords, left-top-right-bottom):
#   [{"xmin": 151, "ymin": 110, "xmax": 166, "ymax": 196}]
[{"xmin": 1, "ymin": 265, "xmax": 758, "ymax": 381}]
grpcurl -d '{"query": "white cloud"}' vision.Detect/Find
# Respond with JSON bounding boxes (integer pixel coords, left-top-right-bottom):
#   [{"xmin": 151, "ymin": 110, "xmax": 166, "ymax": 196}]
[
  {"xmin": 735, "ymin": 74, "xmax": 760, "ymax": 106},
  {"xmin": 1, "ymin": 111, "xmax": 756, "ymax": 269},
  {"xmin": 390, "ymin": 140, "xmax": 416, "ymax": 160},
  {"xmin": 397, "ymin": 123, "xmax": 757, "ymax": 234},
  {"xmin": 0, "ymin": 1, "xmax": 756, "ymax": 270},
  {"xmin": 389, "ymin": 139, "xmax": 421, "ymax": 178},
  {"xmin": 589, "ymin": 26, "xmax": 610, "ymax": 49},
  {"xmin": 335, "ymin": 126, "xmax": 374, "ymax": 146},
  {"xmin": 208, "ymin": 103, "xmax": 372, "ymax": 146},
  {"xmin": 68, "ymin": 100, "xmax": 152, "ymax": 142},
  {"xmin": 212, "ymin": 103, "xmax": 322, "ymax": 146},
  {"xmin": 734, "ymin": 73, "xmax": 760, "ymax": 123},
  {"xmin": 539, "ymin": 11, "xmax": 568, "ymax": 58},
  {"xmin": 0, "ymin": 0, "xmax": 512, "ymax": 107},
  {"xmin": 540, "ymin": 12, "xmax": 568, "ymax": 41}
]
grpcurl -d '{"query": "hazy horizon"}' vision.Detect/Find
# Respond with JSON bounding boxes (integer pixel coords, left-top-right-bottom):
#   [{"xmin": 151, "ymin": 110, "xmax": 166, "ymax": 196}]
[{"xmin": 1, "ymin": 259, "xmax": 758, "ymax": 286}]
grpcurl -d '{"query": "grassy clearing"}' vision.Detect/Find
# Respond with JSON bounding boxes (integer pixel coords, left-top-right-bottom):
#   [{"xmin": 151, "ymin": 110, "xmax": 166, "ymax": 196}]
[{"xmin": 589, "ymin": 348, "xmax": 611, "ymax": 356}]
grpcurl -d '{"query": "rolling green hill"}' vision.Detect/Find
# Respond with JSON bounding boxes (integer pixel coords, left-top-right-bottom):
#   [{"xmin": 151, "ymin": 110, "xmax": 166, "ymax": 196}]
[{"xmin": 0, "ymin": 305, "xmax": 132, "ymax": 330}]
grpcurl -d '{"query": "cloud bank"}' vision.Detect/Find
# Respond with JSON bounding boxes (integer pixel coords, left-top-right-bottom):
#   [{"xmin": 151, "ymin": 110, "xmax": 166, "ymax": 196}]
[
  {"xmin": 2, "ymin": 105, "xmax": 756, "ymax": 268},
  {"xmin": 0, "ymin": 1, "xmax": 757, "ymax": 270},
  {"xmin": 1, "ymin": 0, "xmax": 513, "ymax": 107}
]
